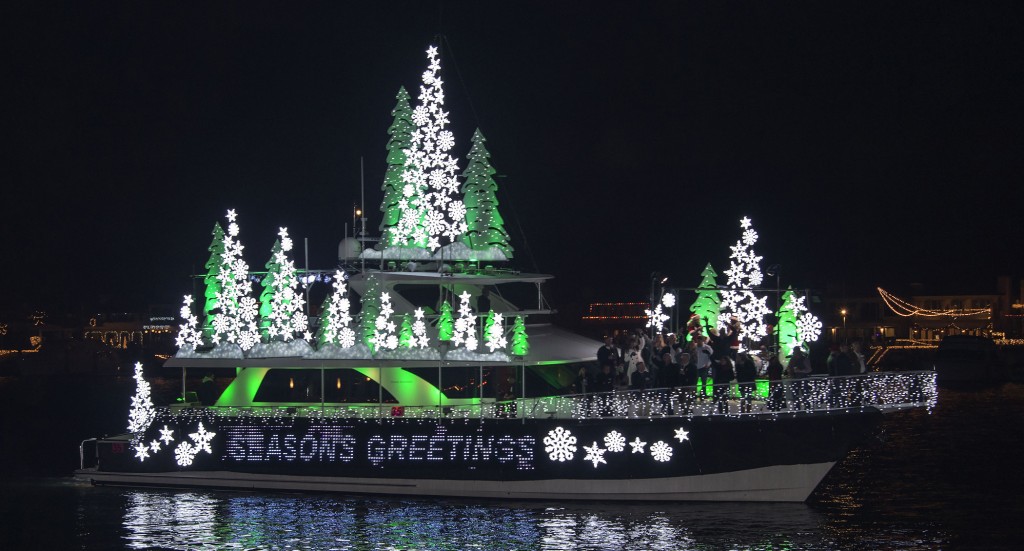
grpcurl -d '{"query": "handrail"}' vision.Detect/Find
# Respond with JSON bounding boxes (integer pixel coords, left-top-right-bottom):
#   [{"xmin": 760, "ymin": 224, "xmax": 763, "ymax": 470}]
[
  {"xmin": 147, "ymin": 371, "xmax": 936, "ymax": 422},
  {"xmin": 79, "ymin": 438, "xmax": 98, "ymax": 470}
]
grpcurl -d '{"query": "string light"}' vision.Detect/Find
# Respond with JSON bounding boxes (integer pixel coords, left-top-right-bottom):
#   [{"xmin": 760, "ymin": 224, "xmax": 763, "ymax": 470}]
[{"xmin": 878, "ymin": 288, "xmax": 991, "ymax": 317}]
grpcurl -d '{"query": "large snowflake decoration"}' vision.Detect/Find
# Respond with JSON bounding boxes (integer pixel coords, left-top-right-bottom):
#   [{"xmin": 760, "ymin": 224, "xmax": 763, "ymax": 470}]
[
  {"xmin": 604, "ymin": 431, "xmax": 626, "ymax": 453},
  {"xmin": 175, "ymin": 294, "xmax": 204, "ymax": 349},
  {"xmin": 650, "ymin": 441, "xmax": 673, "ymax": 462},
  {"xmin": 392, "ymin": 45, "xmax": 467, "ymax": 249},
  {"xmin": 174, "ymin": 422, "xmax": 217, "ymax": 467},
  {"xmin": 127, "ymin": 362, "xmax": 155, "ymax": 434},
  {"xmin": 719, "ymin": 216, "xmax": 772, "ymax": 350},
  {"xmin": 583, "ymin": 442, "xmax": 607, "ymax": 468},
  {"xmin": 543, "ymin": 427, "xmax": 578, "ymax": 462},
  {"xmin": 645, "ymin": 304, "xmax": 670, "ymax": 329},
  {"xmin": 796, "ymin": 312, "xmax": 823, "ymax": 342}
]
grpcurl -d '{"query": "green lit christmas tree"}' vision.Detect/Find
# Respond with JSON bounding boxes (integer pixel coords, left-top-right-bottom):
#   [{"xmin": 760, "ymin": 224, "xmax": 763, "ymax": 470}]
[
  {"xmin": 399, "ymin": 314, "xmax": 414, "ymax": 348},
  {"xmin": 689, "ymin": 263, "xmax": 720, "ymax": 340},
  {"xmin": 437, "ymin": 300, "xmax": 454, "ymax": 341},
  {"xmin": 776, "ymin": 287, "xmax": 801, "ymax": 360},
  {"xmin": 258, "ymin": 239, "xmax": 282, "ymax": 341},
  {"xmin": 360, "ymin": 276, "xmax": 382, "ymax": 353},
  {"xmin": 511, "ymin": 316, "xmax": 529, "ymax": 356},
  {"xmin": 379, "ymin": 86, "xmax": 417, "ymax": 247},
  {"xmin": 315, "ymin": 294, "xmax": 335, "ymax": 347},
  {"xmin": 201, "ymin": 223, "xmax": 226, "ymax": 341},
  {"xmin": 459, "ymin": 129, "xmax": 513, "ymax": 259}
]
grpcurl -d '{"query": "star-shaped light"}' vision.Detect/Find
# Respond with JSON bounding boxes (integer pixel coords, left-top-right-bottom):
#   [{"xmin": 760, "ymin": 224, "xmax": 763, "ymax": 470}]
[
  {"xmin": 149, "ymin": 439, "xmax": 162, "ymax": 453},
  {"xmin": 629, "ymin": 437, "xmax": 647, "ymax": 454},
  {"xmin": 134, "ymin": 442, "xmax": 151, "ymax": 461},
  {"xmin": 739, "ymin": 216, "xmax": 751, "ymax": 229},
  {"xmin": 159, "ymin": 425, "xmax": 175, "ymax": 445},
  {"xmin": 674, "ymin": 427, "xmax": 690, "ymax": 443},
  {"xmin": 226, "ymin": 209, "xmax": 237, "ymax": 222}
]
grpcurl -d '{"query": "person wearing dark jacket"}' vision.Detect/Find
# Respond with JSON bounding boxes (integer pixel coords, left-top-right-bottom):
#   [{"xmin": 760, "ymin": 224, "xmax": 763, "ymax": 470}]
[
  {"xmin": 766, "ymin": 355, "xmax": 786, "ymax": 411},
  {"xmin": 712, "ymin": 356, "xmax": 735, "ymax": 414},
  {"xmin": 735, "ymin": 353, "xmax": 758, "ymax": 413}
]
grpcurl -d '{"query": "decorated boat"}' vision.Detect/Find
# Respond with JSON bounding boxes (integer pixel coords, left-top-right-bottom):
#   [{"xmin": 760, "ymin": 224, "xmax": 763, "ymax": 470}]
[{"xmin": 74, "ymin": 45, "xmax": 937, "ymax": 502}]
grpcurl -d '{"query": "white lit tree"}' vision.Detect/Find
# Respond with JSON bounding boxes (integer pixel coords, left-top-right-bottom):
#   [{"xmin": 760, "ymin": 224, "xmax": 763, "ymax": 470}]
[
  {"xmin": 412, "ymin": 307, "xmax": 430, "ymax": 348},
  {"xmin": 452, "ymin": 291, "xmax": 478, "ymax": 350},
  {"xmin": 316, "ymin": 269, "xmax": 356, "ymax": 348},
  {"xmin": 394, "ymin": 44, "xmax": 468, "ymax": 250},
  {"xmin": 719, "ymin": 216, "xmax": 771, "ymax": 350},
  {"xmin": 258, "ymin": 228, "xmax": 308, "ymax": 342},
  {"xmin": 211, "ymin": 209, "xmax": 260, "ymax": 351},
  {"xmin": 483, "ymin": 310, "xmax": 507, "ymax": 352},
  {"xmin": 175, "ymin": 294, "xmax": 204, "ymax": 350},
  {"xmin": 127, "ymin": 362, "xmax": 155, "ymax": 434},
  {"xmin": 371, "ymin": 291, "xmax": 399, "ymax": 352}
]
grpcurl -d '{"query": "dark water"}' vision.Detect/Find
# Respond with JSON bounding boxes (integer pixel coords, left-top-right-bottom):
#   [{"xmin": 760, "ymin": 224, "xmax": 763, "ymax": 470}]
[{"xmin": 1, "ymin": 374, "xmax": 1022, "ymax": 550}]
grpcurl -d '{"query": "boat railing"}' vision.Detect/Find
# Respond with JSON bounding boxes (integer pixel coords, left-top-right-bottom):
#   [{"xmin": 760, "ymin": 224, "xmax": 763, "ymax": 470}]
[{"xmin": 152, "ymin": 370, "xmax": 936, "ymax": 422}]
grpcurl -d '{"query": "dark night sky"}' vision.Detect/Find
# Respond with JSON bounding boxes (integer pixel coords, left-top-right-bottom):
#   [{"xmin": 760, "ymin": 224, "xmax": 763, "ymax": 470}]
[{"xmin": 5, "ymin": 1, "xmax": 1024, "ymax": 317}]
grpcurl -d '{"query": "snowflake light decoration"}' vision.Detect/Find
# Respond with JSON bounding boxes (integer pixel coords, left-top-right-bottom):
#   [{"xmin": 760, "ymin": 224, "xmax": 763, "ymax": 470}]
[
  {"xmin": 174, "ymin": 422, "xmax": 217, "ymax": 467},
  {"xmin": 604, "ymin": 431, "xmax": 626, "ymax": 453},
  {"xmin": 134, "ymin": 442, "xmax": 151, "ymax": 461},
  {"xmin": 645, "ymin": 304, "xmax": 670, "ymax": 329},
  {"xmin": 159, "ymin": 426, "xmax": 175, "ymax": 445},
  {"xmin": 583, "ymin": 442, "xmax": 607, "ymax": 468},
  {"xmin": 674, "ymin": 427, "xmax": 690, "ymax": 442},
  {"xmin": 797, "ymin": 311, "xmax": 823, "ymax": 342},
  {"xmin": 650, "ymin": 441, "xmax": 673, "ymax": 462},
  {"xmin": 543, "ymin": 427, "xmax": 578, "ymax": 462},
  {"xmin": 175, "ymin": 294, "xmax": 204, "ymax": 349},
  {"xmin": 127, "ymin": 362, "xmax": 155, "ymax": 434},
  {"xmin": 720, "ymin": 216, "xmax": 772, "ymax": 350},
  {"xmin": 393, "ymin": 45, "xmax": 468, "ymax": 249},
  {"xmin": 662, "ymin": 293, "xmax": 676, "ymax": 308}
]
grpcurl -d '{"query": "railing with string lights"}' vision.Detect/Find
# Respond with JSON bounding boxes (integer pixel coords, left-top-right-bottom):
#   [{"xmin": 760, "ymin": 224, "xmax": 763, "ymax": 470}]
[{"xmin": 154, "ymin": 371, "xmax": 936, "ymax": 422}]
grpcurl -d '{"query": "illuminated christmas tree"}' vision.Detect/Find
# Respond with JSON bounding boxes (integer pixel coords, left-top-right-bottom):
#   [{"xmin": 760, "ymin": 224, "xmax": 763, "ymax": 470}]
[
  {"xmin": 360, "ymin": 276, "xmax": 382, "ymax": 353},
  {"xmin": 127, "ymin": 362, "xmax": 155, "ymax": 434},
  {"xmin": 459, "ymin": 129, "xmax": 512, "ymax": 259},
  {"xmin": 452, "ymin": 291, "xmax": 478, "ymax": 350},
  {"xmin": 201, "ymin": 223, "xmax": 225, "ymax": 340},
  {"xmin": 316, "ymin": 270, "xmax": 355, "ymax": 348},
  {"xmin": 776, "ymin": 287, "xmax": 801, "ymax": 360},
  {"xmin": 511, "ymin": 316, "xmax": 529, "ymax": 356},
  {"xmin": 437, "ymin": 300, "xmax": 454, "ymax": 341},
  {"xmin": 719, "ymin": 217, "xmax": 771, "ymax": 350},
  {"xmin": 399, "ymin": 314, "xmax": 414, "ymax": 348},
  {"xmin": 210, "ymin": 209, "xmax": 260, "ymax": 351},
  {"xmin": 380, "ymin": 86, "xmax": 416, "ymax": 247},
  {"xmin": 393, "ymin": 45, "xmax": 467, "ymax": 250},
  {"xmin": 689, "ymin": 263, "xmax": 721, "ymax": 340},
  {"xmin": 371, "ymin": 291, "xmax": 398, "ymax": 352},
  {"xmin": 257, "ymin": 228, "xmax": 308, "ymax": 342},
  {"xmin": 483, "ymin": 310, "xmax": 507, "ymax": 352}
]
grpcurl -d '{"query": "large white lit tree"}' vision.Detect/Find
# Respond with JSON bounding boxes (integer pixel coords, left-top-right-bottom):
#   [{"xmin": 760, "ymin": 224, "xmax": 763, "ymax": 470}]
[
  {"xmin": 316, "ymin": 270, "xmax": 356, "ymax": 348},
  {"xmin": 719, "ymin": 216, "xmax": 771, "ymax": 350},
  {"xmin": 210, "ymin": 209, "xmax": 260, "ymax": 351},
  {"xmin": 258, "ymin": 228, "xmax": 308, "ymax": 342},
  {"xmin": 393, "ymin": 44, "xmax": 468, "ymax": 250}
]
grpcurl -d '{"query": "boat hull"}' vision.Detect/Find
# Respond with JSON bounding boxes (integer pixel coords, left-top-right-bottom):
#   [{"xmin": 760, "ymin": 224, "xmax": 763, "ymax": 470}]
[{"xmin": 77, "ymin": 410, "xmax": 881, "ymax": 502}]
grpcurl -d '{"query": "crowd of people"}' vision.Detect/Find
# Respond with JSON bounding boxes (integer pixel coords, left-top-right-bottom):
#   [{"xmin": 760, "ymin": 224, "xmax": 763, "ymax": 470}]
[{"xmin": 580, "ymin": 314, "xmax": 870, "ymax": 414}]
